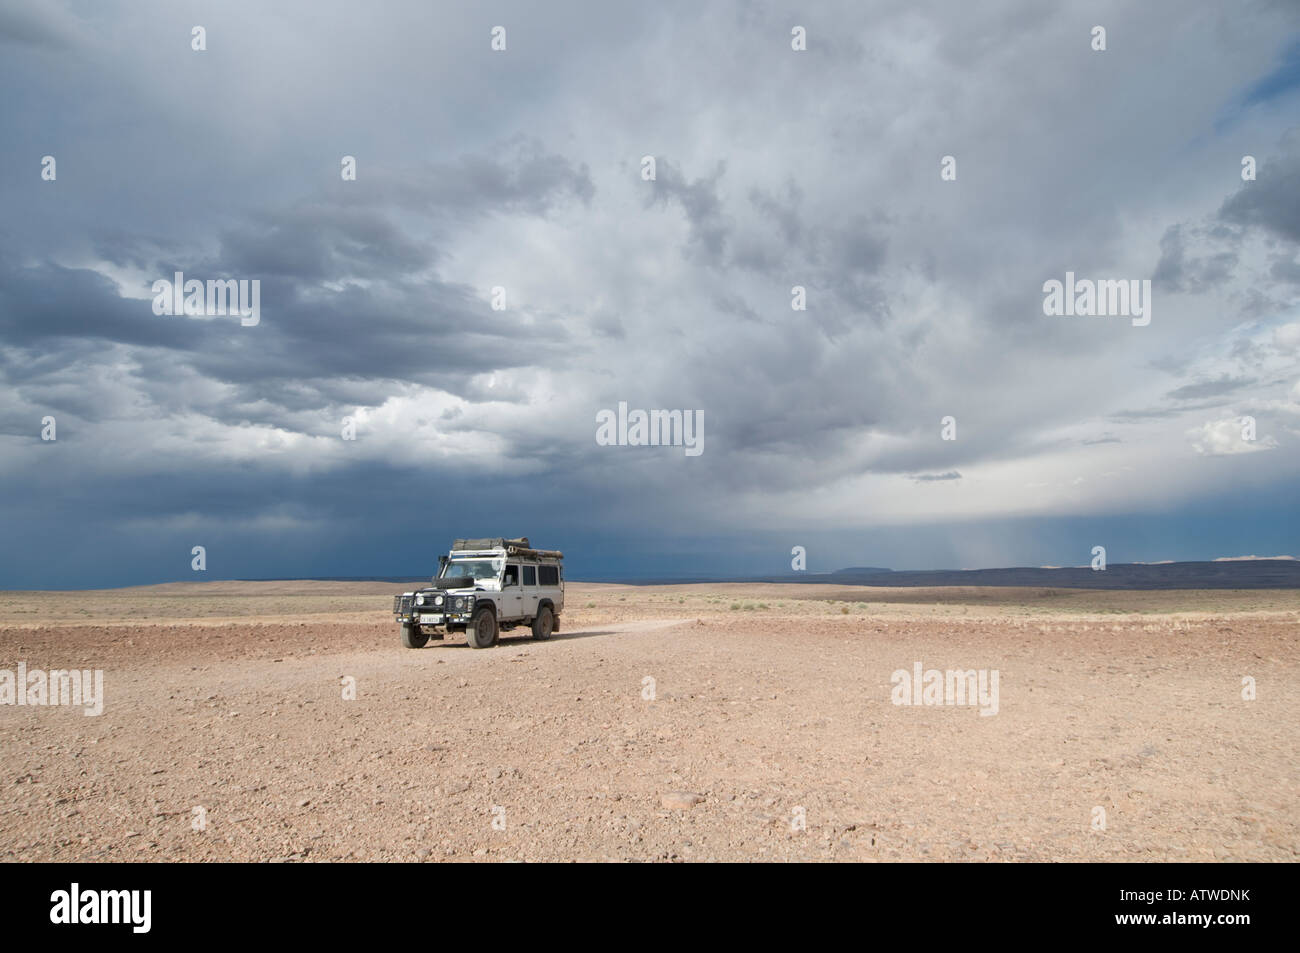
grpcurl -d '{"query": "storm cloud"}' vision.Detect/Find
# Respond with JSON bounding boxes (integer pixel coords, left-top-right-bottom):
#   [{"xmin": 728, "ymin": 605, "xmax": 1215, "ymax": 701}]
[{"xmin": 1, "ymin": 0, "xmax": 1298, "ymax": 586}]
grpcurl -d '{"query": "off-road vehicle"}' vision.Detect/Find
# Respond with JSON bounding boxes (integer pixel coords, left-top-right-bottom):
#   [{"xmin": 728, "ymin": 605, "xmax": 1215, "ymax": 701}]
[{"xmin": 393, "ymin": 537, "xmax": 564, "ymax": 649}]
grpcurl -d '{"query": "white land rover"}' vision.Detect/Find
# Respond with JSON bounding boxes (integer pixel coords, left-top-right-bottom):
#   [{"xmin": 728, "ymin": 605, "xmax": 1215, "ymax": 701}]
[{"xmin": 393, "ymin": 537, "xmax": 564, "ymax": 649}]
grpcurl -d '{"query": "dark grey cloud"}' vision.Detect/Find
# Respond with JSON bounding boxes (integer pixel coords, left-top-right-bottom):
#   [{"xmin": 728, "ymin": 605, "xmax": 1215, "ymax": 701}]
[
  {"xmin": 1167, "ymin": 376, "xmax": 1257, "ymax": 400},
  {"xmin": 216, "ymin": 205, "xmax": 436, "ymax": 282},
  {"xmin": 0, "ymin": 2, "xmax": 78, "ymax": 51},
  {"xmin": 1109, "ymin": 399, "xmax": 1243, "ymax": 422},
  {"xmin": 0, "ymin": 261, "xmax": 222, "ymax": 352},
  {"xmin": 1157, "ymin": 147, "xmax": 1300, "ymax": 295},
  {"xmin": 748, "ymin": 181, "xmax": 805, "ymax": 246},
  {"xmin": 1, "ymin": 141, "xmax": 596, "ymax": 436},
  {"xmin": 1269, "ymin": 250, "xmax": 1300, "ymax": 284},
  {"xmin": 336, "ymin": 141, "xmax": 596, "ymax": 221},
  {"xmin": 1219, "ymin": 150, "xmax": 1300, "ymax": 244},
  {"xmin": 644, "ymin": 158, "xmax": 731, "ymax": 267},
  {"xmin": 1152, "ymin": 223, "xmax": 1242, "ymax": 293},
  {"xmin": 2, "ymin": 0, "xmax": 1299, "ymax": 586}
]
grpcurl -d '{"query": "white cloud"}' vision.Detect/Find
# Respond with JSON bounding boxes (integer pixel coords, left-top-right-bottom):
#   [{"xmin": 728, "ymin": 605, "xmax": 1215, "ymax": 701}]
[{"xmin": 1188, "ymin": 417, "xmax": 1279, "ymax": 456}]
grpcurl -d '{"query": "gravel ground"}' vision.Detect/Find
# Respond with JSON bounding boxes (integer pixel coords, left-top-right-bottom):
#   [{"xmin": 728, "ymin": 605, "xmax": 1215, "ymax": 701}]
[{"xmin": 1, "ymin": 582, "xmax": 1296, "ymax": 862}]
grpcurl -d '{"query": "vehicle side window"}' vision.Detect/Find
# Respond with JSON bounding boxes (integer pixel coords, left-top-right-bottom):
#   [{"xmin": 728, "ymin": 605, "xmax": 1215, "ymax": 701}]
[
  {"xmin": 503, "ymin": 564, "xmax": 519, "ymax": 587},
  {"xmin": 522, "ymin": 565, "xmax": 537, "ymax": 586},
  {"xmin": 539, "ymin": 565, "xmax": 559, "ymax": 587}
]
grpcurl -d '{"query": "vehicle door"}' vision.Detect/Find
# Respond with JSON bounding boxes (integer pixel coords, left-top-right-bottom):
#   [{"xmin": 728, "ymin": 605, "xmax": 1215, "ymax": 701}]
[
  {"xmin": 521, "ymin": 564, "xmax": 540, "ymax": 618},
  {"xmin": 501, "ymin": 563, "xmax": 524, "ymax": 620}
]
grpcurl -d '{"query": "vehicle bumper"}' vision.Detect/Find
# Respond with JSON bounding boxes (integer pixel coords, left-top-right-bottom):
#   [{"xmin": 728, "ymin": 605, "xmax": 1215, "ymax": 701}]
[{"xmin": 395, "ymin": 612, "xmax": 472, "ymax": 628}]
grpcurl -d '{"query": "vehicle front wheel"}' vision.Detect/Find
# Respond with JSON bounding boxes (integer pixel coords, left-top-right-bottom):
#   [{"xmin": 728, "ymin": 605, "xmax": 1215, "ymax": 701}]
[
  {"xmin": 401, "ymin": 624, "xmax": 429, "ymax": 649},
  {"xmin": 466, "ymin": 607, "xmax": 499, "ymax": 649},
  {"xmin": 531, "ymin": 606, "xmax": 554, "ymax": 640}
]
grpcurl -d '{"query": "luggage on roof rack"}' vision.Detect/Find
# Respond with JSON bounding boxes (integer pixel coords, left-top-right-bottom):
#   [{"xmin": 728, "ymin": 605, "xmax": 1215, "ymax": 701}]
[
  {"xmin": 453, "ymin": 537, "xmax": 529, "ymax": 551},
  {"xmin": 451, "ymin": 538, "xmax": 563, "ymax": 560}
]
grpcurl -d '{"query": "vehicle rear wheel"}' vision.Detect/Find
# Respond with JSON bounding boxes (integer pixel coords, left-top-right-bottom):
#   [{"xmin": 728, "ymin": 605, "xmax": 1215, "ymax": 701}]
[
  {"xmin": 467, "ymin": 607, "xmax": 499, "ymax": 648},
  {"xmin": 397, "ymin": 624, "xmax": 428, "ymax": 647},
  {"xmin": 401, "ymin": 624, "xmax": 429, "ymax": 649},
  {"xmin": 531, "ymin": 606, "xmax": 554, "ymax": 640}
]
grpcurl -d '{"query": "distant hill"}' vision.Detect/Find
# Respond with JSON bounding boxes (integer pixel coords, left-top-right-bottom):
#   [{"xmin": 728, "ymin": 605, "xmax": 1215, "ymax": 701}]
[
  {"xmin": 242, "ymin": 559, "xmax": 1300, "ymax": 590},
  {"xmin": 751, "ymin": 560, "xmax": 1300, "ymax": 590}
]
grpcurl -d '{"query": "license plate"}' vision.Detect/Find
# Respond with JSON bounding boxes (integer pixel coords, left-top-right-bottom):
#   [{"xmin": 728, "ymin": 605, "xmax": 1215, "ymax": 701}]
[{"xmin": 420, "ymin": 614, "xmax": 443, "ymax": 624}]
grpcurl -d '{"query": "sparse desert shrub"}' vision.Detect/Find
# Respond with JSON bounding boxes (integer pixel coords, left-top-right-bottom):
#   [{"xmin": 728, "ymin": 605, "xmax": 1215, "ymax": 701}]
[{"xmin": 730, "ymin": 603, "xmax": 741, "ymax": 610}]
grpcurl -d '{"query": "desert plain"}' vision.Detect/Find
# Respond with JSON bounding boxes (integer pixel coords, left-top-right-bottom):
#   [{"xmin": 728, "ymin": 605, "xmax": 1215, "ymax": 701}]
[{"xmin": 0, "ymin": 581, "xmax": 1296, "ymax": 862}]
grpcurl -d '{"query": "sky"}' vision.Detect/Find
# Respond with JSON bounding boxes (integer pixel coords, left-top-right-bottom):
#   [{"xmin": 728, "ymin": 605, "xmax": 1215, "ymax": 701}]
[{"xmin": 1, "ymin": 0, "xmax": 1298, "ymax": 588}]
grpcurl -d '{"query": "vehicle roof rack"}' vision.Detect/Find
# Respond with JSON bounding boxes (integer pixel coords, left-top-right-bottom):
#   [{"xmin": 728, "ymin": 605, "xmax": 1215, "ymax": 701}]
[{"xmin": 452, "ymin": 538, "xmax": 563, "ymax": 560}]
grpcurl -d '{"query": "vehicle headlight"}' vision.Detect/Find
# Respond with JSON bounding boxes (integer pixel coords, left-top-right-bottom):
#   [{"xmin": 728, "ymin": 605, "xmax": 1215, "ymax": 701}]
[
  {"xmin": 415, "ymin": 594, "xmax": 425, "ymax": 606},
  {"xmin": 454, "ymin": 597, "xmax": 466, "ymax": 610},
  {"xmin": 434, "ymin": 595, "xmax": 444, "ymax": 606}
]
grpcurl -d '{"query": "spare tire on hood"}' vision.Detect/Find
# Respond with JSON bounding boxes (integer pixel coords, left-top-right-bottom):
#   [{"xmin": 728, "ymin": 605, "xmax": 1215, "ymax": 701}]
[{"xmin": 430, "ymin": 576, "xmax": 475, "ymax": 590}]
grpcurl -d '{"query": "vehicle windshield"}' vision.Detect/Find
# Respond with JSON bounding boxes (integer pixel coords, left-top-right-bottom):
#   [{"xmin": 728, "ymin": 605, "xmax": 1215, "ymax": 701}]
[{"xmin": 440, "ymin": 558, "xmax": 502, "ymax": 582}]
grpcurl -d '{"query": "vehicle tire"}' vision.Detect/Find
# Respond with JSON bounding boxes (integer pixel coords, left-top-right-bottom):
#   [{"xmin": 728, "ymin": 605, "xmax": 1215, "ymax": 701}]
[
  {"xmin": 531, "ymin": 605, "xmax": 554, "ymax": 640},
  {"xmin": 401, "ymin": 624, "xmax": 429, "ymax": 649},
  {"xmin": 467, "ymin": 607, "xmax": 499, "ymax": 648}
]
